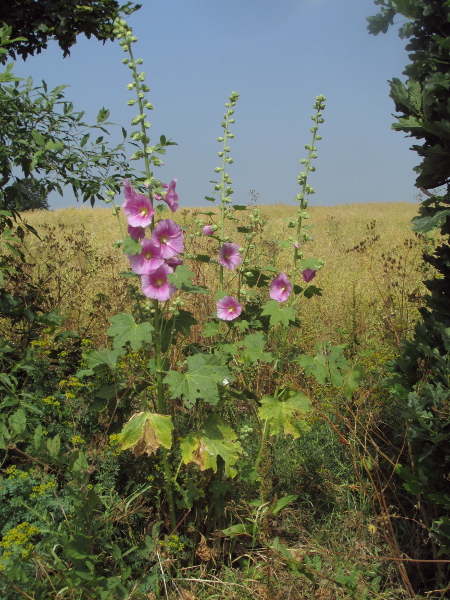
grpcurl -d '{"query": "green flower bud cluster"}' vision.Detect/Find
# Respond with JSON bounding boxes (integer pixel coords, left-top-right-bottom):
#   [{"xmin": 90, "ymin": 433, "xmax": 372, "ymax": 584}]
[{"xmin": 114, "ymin": 18, "xmax": 165, "ymax": 179}]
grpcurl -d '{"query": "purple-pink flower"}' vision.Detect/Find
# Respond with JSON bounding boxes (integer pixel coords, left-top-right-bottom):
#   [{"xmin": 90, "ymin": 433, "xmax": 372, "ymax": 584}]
[
  {"xmin": 270, "ymin": 273, "xmax": 292, "ymax": 303},
  {"xmin": 128, "ymin": 225, "xmax": 146, "ymax": 240},
  {"xmin": 141, "ymin": 265, "xmax": 177, "ymax": 301},
  {"xmin": 163, "ymin": 179, "xmax": 179, "ymax": 213},
  {"xmin": 122, "ymin": 179, "xmax": 154, "ymax": 228},
  {"xmin": 165, "ymin": 256, "xmax": 183, "ymax": 271},
  {"xmin": 219, "ymin": 243, "xmax": 242, "ymax": 270},
  {"xmin": 203, "ymin": 225, "xmax": 214, "ymax": 236},
  {"xmin": 152, "ymin": 219, "xmax": 184, "ymax": 258},
  {"xmin": 216, "ymin": 296, "xmax": 242, "ymax": 321},
  {"xmin": 128, "ymin": 238, "xmax": 165, "ymax": 275},
  {"xmin": 302, "ymin": 268, "xmax": 317, "ymax": 283}
]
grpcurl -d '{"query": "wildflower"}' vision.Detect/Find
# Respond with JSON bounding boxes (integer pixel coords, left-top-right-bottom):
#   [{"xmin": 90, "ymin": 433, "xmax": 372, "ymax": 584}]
[
  {"xmin": 216, "ymin": 296, "xmax": 242, "ymax": 321},
  {"xmin": 219, "ymin": 243, "xmax": 242, "ymax": 270},
  {"xmin": 142, "ymin": 264, "xmax": 177, "ymax": 301},
  {"xmin": 163, "ymin": 178, "xmax": 179, "ymax": 213},
  {"xmin": 203, "ymin": 224, "xmax": 214, "ymax": 236},
  {"xmin": 270, "ymin": 273, "xmax": 292, "ymax": 302},
  {"xmin": 152, "ymin": 219, "xmax": 184, "ymax": 258},
  {"xmin": 128, "ymin": 224, "xmax": 146, "ymax": 240},
  {"xmin": 128, "ymin": 238, "xmax": 165, "ymax": 274},
  {"xmin": 122, "ymin": 179, "xmax": 154, "ymax": 228},
  {"xmin": 302, "ymin": 268, "xmax": 317, "ymax": 283}
]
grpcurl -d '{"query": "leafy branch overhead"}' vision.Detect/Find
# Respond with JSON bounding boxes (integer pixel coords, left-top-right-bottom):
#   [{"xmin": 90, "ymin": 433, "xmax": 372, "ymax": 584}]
[{"xmin": 0, "ymin": 1, "xmax": 142, "ymax": 62}]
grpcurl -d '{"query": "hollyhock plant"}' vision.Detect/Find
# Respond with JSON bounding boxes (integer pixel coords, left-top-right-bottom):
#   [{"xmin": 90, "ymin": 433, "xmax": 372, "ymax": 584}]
[
  {"xmin": 203, "ymin": 224, "xmax": 214, "ymax": 236},
  {"xmin": 270, "ymin": 273, "xmax": 292, "ymax": 303},
  {"xmin": 152, "ymin": 219, "xmax": 184, "ymax": 258},
  {"xmin": 302, "ymin": 268, "xmax": 317, "ymax": 283},
  {"xmin": 122, "ymin": 179, "xmax": 154, "ymax": 228},
  {"xmin": 141, "ymin": 264, "xmax": 177, "ymax": 301},
  {"xmin": 219, "ymin": 242, "xmax": 242, "ymax": 270},
  {"xmin": 163, "ymin": 179, "xmax": 179, "ymax": 213},
  {"xmin": 216, "ymin": 295, "xmax": 242, "ymax": 321},
  {"xmin": 128, "ymin": 224, "xmax": 146, "ymax": 240},
  {"xmin": 128, "ymin": 238, "xmax": 165, "ymax": 274}
]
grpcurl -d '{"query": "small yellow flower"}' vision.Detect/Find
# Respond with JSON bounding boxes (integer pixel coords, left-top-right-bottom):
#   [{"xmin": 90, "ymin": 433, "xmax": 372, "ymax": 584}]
[{"xmin": 367, "ymin": 524, "xmax": 377, "ymax": 534}]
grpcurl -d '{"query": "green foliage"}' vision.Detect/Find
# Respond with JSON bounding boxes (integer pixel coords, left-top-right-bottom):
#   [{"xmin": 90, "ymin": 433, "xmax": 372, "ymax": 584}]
[
  {"xmin": 3, "ymin": 177, "xmax": 50, "ymax": 211},
  {"xmin": 368, "ymin": 0, "xmax": 450, "ymax": 577},
  {"xmin": 164, "ymin": 353, "xmax": 234, "ymax": 408},
  {"xmin": 1, "ymin": 1, "xmax": 141, "ymax": 61}
]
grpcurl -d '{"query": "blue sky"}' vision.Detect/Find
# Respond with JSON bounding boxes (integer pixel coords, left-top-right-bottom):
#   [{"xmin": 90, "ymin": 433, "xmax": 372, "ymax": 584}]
[{"xmin": 11, "ymin": 0, "xmax": 419, "ymax": 210}]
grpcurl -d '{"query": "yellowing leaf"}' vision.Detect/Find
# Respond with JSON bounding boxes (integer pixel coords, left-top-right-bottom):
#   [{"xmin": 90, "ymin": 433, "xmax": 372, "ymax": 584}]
[
  {"xmin": 180, "ymin": 414, "xmax": 242, "ymax": 477},
  {"xmin": 118, "ymin": 412, "xmax": 173, "ymax": 457},
  {"xmin": 258, "ymin": 392, "xmax": 311, "ymax": 438}
]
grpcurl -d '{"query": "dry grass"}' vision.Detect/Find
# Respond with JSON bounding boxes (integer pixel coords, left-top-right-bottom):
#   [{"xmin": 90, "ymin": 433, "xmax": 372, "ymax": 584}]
[{"xmin": 20, "ymin": 202, "xmax": 428, "ymax": 351}]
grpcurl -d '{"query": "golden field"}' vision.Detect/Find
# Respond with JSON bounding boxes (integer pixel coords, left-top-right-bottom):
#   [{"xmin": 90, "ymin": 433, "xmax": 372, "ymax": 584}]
[{"xmin": 19, "ymin": 201, "xmax": 427, "ymax": 351}]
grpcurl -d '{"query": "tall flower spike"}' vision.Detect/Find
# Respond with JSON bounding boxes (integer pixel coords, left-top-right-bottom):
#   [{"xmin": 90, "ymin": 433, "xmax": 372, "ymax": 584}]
[
  {"xmin": 270, "ymin": 273, "xmax": 292, "ymax": 303},
  {"xmin": 219, "ymin": 242, "xmax": 242, "ymax": 270},
  {"xmin": 152, "ymin": 219, "xmax": 184, "ymax": 258},
  {"xmin": 216, "ymin": 296, "xmax": 242, "ymax": 321}
]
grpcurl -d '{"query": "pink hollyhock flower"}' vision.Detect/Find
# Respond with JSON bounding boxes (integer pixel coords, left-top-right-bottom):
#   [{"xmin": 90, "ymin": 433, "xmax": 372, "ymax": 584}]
[
  {"xmin": 216, "ymin": 296, "xmax": 242, "ymax": 321},
  {"xmin": 141, "ymin": 264, "xmax": 177, "ymax": 301},
  {"xmin": 122, "ymin": 179, "xmax": 154, "ymax": 228},
  {"xmin": 203, "ymin": 225, "xmax": 214, "ymax": 236},
  {"xmin": 128, "ymin": 225, "xmax": 146, "ymax": 240},
  {"xmin": 165, "ymin": 256, "xmax": 183, "ymax": 272},
  {"xmin": 152, "ymin": 219, "xmax": 184, "ymax": 258},
  {"xmin": 128, "ymin": 238, "xmax": 165, "ymax": 275},
  {"xmin": 302, "ymin": 268, "xmax": 317, "ymax": 283},
  {"xmin": 270, "ymin": 273, "xmax": 292, "ymax": 303},
  {"xmin": 163, "ymin": 179, "xmax": 179, "ymax": 213},
  {"xmin": 219, "ymin": 243, "xmax": 242, "ymax": 270}
]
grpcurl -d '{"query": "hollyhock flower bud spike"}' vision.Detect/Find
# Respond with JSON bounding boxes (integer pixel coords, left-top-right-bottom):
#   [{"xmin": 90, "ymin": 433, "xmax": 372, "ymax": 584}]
[{"xmin": 203, "ymin": 225, "xmax": 214, "ymax": 236}]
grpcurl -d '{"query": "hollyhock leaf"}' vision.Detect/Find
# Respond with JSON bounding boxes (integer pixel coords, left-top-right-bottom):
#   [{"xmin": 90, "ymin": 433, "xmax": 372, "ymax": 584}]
[
  {"xmin": 238, "ymin": 332, "xmax": 276, "ymax": 365},
  {"xmin": 180, "ymin": 414, "xmax": 242, "ymax": 476},
  {"xmin": 258, "ymin": 393, "xmax": 311, "ymax": 439},
  {"xmin": 300, "ymin": 257, "xmax": 323, "ymax": 270},
  {"xmin": 107, "ymin": 313, "xmax": 154, "ymax": 350},
  {"xmin": 164, "ymin": 354, "xmax": 234, "ymax": 408},
  {"xmin": 203, "ymin": 322, "xmax": 220, "ymax": 337},
  {"xmin": 123, "ymin": 235, "xmax": 143, "ymax": 256},
  {"xmin": 118, "ymin": 412, "xmax": 173, "ymax": 457},
  {"xmin": 242, "ymin": 269, "xmax": 271, "ymax": 288},
  {"xmin": 80, "ymin": 348, "xmax": 125, "ymax": 374},
  {"xmin": 193, "ymin": 254, "xmax": 212, "ymax": 263},
  {"xmin": 304, "ymin": 285, "xmax": 322, "ymax": 299},
  {"xmin": 261, "ymin": 300, "xmax": 296, "ymax": 327},
  {"xmin": 167, "ymin": 264, "xmax": 194, "ymax": 288}
]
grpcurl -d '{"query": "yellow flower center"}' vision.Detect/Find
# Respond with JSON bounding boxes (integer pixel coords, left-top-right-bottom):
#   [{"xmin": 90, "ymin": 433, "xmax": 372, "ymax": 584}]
[
  {"xmin": 155, "ymin": 278, "xmax": 164, "ymax": 288},
  {"xmin": 144, "ymin": 251, "xmax": 153, "ymax": 260},
  {"xmin": 140, "ymin": 207, "xmax": 149, "ymax": 217}
]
